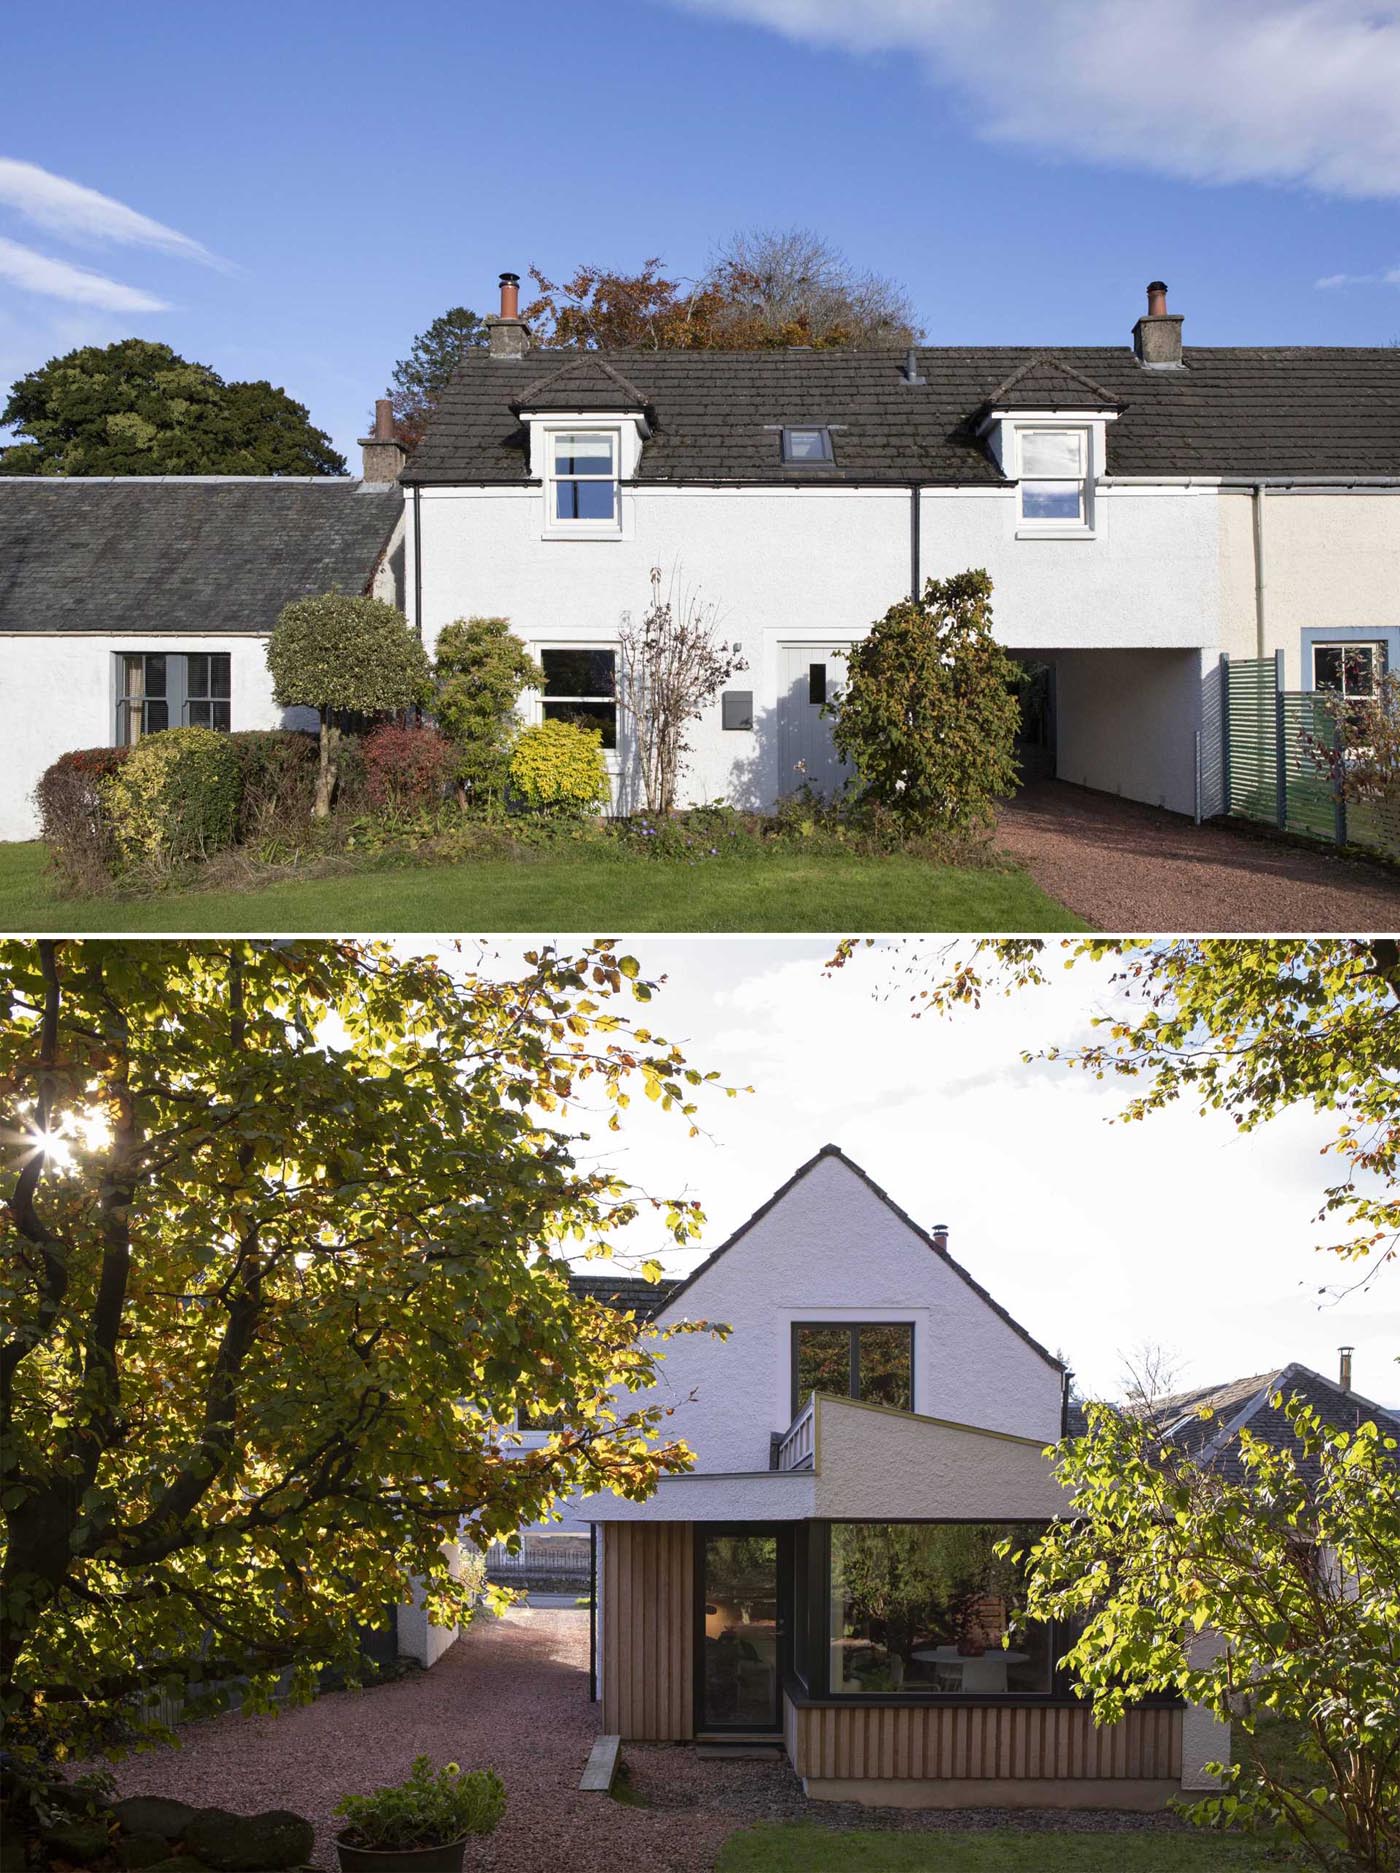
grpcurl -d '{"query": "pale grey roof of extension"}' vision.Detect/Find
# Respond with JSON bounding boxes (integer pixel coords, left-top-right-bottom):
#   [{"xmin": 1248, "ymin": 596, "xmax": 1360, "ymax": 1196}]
[
  {"xmin": 406, "ymin": 345, "xmax": 1400, "ymax": 485},
  {"xmin": 1150, "ymin": 1364, "xmax": 1400, "ymax": 1482},
  {"xmin": 0, "ymin": 478, "xmax": 403, "ymax": 635}
]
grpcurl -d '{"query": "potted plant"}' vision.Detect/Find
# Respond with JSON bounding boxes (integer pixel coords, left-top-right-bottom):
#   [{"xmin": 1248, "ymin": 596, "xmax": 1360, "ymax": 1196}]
[{"xmin": 334, "ymin": 1756, "xmax": 505, "ymax": 1873}]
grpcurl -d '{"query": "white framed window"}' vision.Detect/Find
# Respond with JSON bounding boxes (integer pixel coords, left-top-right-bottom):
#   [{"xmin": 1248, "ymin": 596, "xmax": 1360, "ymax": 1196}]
[
  {"xmin": 1017, "ymin": 428, "xmax": 1089, "ymax": 528},
  {"xmin": 1314, "ymin": 640, "xmax": 1383, "ymax": 700},
  {"xmin": 546, "ymin": 429, "xmax": 620, "ymax": 532},
  {"xmin": 539, "ymin": 647, "xmax": 617, "ymax": 750},
  {"xmin": 116, "ymin": 651, "xmax": 230, "ymax": 744}
]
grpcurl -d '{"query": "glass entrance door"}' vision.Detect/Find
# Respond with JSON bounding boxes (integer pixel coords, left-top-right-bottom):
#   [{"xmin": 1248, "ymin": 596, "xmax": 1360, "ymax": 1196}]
[{"xmin": 699, "ymin": 1530, "xmax": 781, "ymax": 1732}]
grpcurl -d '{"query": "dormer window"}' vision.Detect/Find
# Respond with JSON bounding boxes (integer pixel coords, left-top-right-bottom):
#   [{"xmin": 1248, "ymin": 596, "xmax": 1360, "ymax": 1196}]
[
  {"xmin": 1018, "ymin": 428, "xmax": 1088, "ymax": 525},
  {"xmin": 782, "ymin": 426, "xmax": 834, "ymax": 465},
  {"xmin": 548, "ymin": 430, "xmax": 619, "ymax": 527}
]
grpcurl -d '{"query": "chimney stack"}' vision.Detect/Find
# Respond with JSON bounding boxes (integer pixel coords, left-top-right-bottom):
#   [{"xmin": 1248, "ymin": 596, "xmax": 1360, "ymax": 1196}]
[
  {"xmin": 1339, "ymin": 1345, "xmax": 1354, "ymax": 1392},
  {"xmin": 1133, "ymin": 279, "xmax": 1184, "ymax": 369},
  {"xmin": 357, "ymin": 396, "xmax": 407, "ymax": 483},
  {"xmin": 931, "ymin": 1223, "xmax": 949, "ymax": 1252},
  {"xmin": 487, "ymin": 270, "xmax": 530, "ymax": 360}
]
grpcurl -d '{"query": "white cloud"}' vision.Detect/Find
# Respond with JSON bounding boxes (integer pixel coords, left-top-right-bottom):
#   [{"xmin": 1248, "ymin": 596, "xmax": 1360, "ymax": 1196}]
[
  {"xmin": 0, "ymin": 158, "xmax": 225, "ymax": 268},
  {"xmin": 0, "ymin": 236, "xmax": 170, "ymax": 313},
  {"xmin": 1316, "ymin": 267, "xmax": 1400, "ymax": 287},
  {"xmin": 671, "ymin": 0, "xmax": 1400, "ymax": 199}
]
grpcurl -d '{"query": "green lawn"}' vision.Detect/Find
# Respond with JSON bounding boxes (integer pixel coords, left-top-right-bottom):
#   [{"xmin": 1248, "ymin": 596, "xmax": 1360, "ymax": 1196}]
[
  {"xmin": 715, "ymin": 1823, "xmax": 1283, "ymax": 1872},
  {"xmin": 0, "ymin": 843, "xmax": 1086, "ymax": 934}
]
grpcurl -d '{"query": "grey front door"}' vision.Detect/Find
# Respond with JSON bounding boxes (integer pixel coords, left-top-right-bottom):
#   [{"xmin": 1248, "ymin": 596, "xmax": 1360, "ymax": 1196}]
[{"xmin": 776, "ymin": 644, "xmax": 851, "ymax": 798}]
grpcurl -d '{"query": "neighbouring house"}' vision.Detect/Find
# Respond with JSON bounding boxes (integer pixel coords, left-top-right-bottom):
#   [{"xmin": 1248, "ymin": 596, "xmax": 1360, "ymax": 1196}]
[
  {"xmin": 541, "ymin": 1144, "xmax": 1227, "ymax": 1809},
  {"xmin": 0, "ymin": 467, "xmax": 404, "ymax": 841},
  {"xmin": 405, "ymin": 272, "xmax": 1400, "ymax": 819}
]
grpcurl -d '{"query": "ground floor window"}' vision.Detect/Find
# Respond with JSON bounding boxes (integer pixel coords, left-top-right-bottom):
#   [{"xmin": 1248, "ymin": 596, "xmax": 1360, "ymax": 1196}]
[
  {"xmin": 826, "ymin": 1521, "xmax": 1053, "ymax": 1697},
  {"xmin": 1312, "ymin": 639, "xmax": 1384, "ymax": 701},
  {"xmin": 117, "ymin": 651, "xmax": 230, "ymax": 744},
  {"xmin": 539, "ymin": 648, "xmax": 616, "ymax": 750}
]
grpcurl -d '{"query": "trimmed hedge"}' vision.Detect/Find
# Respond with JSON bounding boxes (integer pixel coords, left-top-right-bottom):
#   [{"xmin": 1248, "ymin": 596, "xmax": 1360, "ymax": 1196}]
[
  {"xmin": 228, "ymin": 729, "xmax": 319, "ymax": 837},
  {"xmin": 104, "ymin": 728, "xmax": 242, "ymax": 871},
  {"xmin": 32, "ymin": 745, "xmax": 132, "ymax": 890},
  {"xmin": 508, "ymin": 719, "xmax": 610, "ymax": 816}
]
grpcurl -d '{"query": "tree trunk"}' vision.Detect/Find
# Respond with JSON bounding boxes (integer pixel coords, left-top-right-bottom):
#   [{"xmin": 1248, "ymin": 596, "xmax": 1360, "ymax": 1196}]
[{"xmin": 314, "ymin": 716, "xmax": 340, "ymax": 818}]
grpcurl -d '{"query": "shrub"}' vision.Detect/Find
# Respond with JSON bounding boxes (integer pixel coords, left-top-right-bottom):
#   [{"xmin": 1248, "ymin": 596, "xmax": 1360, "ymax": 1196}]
[
  {"xmin": 508, "ymin": 719, "xmax": 610, "ymax": 816},
  {"xmin": 334, "ymin": 1756, "xmax": 506, "ymax": 1851},
  {"xmin": 432, "ymin": 618, "xmax": 542, "ymax": 815},
  {"xmin": 32, "ymin": 746, "xmax": 131, "ymax": 890},
  {"xmin": 102, "ymin": 727, "xmax": 242, "ymax": 871},
  {"xmin": 228, "ymin": 729, "xmax": 319, "ymax": 839},
  {"xmin": 363, "ymin": 723, "xmax": 453, "ymax": 813},
  {"xmin": 832, "ymin": 569, "xmax": 1022, "ymax": 833},
  {"xmin": 266, "ymin": 592, "xmax": 431, "ymax": 816}
]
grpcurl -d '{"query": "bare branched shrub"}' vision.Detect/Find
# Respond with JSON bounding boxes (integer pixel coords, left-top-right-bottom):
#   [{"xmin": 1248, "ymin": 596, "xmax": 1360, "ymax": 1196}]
[{"xmin": 618, "ymin": 567, "xmax": 745, "ymax": 814}]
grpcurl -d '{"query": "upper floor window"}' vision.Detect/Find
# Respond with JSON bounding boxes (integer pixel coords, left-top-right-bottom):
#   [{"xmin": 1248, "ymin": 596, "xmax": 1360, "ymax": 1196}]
[
  {"xmin": 1314, "ymin": 640, "xmax": 1382, "ymax": 700},
  {"xmin": 549, "ymin": 430, "xmax": 618, "ymax": 526},
  {"xmin": 540, "ymin": 647, "xmax": 617, "ymax": 750},
  {"xmin": 782, "ymin": 426, "xmax": 834, "ymax": 466},
  {"xmin": 792, "ymin": 1321, "xmax": 913, "ymax": 1417},
  {"xmin": 1018, "ymin": 428, "xmax": 1088, "ymax": 527},
  {"xmin": 117, "ymin": 651, "xmax": 230, "ymax": 744}
]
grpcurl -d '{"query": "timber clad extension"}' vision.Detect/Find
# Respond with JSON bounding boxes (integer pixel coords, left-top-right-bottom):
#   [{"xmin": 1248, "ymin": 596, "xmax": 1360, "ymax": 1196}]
[{"xmin": 601, "ymin": 1522, "xmax": 693, "ymax": 1742}]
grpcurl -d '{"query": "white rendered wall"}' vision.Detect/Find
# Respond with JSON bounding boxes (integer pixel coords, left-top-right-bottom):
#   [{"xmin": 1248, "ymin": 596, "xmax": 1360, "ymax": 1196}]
[
  {"xmin": 602, "ymin": 1153, "xmax": 1064, "ymax": 1483},
  {"xmin": 0, "ymin": 634, "xmax": 305, "ymax": 842},
  {"xmin": 414, "ymin": 480, "xmax": 1222, "ymax": 813}
]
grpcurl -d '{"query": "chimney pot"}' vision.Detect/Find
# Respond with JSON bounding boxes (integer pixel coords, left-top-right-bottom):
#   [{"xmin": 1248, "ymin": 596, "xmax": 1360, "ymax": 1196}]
[
  {"xmin": 1133, "ymin": 278, "xmax": 1184, "ymax": 369},
  {"xmin": 357, "ymin": 393, "xmax": 406, "ymax": 483},
  {"xmin": 931, "ymin": 1222, "xmax": 949, "ymax": 1248},
  {"xmin": 1339, "ymin": 1345, "xmax": 1354, "ymax": 1392},
  {"xmin": 487, "ymin": 270, "xmax": 530, "ymax": 359}
]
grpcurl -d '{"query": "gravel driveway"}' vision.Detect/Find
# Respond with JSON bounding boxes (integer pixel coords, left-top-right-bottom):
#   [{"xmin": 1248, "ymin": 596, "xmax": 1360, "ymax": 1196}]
[
  {"xmin": 95, "ymin": 1608, "xmax": 1200, "ymax": 1873},
  {"xmin": 996, "ymin": 781, "xmax": 1400, "ymax": 932}
]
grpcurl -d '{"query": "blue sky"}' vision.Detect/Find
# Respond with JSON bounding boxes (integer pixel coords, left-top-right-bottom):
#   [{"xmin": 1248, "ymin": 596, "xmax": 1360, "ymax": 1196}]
[{"xmin": 3, "ymin": 0, "xmax": 1399, "ymax": 466}]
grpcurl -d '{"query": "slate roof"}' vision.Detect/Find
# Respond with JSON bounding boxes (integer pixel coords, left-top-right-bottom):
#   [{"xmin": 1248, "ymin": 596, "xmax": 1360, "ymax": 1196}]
[
  {"xmin": 406, "ymin": 346, "xmax": 1400, "ymax": 485},
  {"xmin": 567, "ymin": 1274, "xmax": 681, "ymax": 1321},
  {"xmin": 515, "ymin": 355, "xmax": 650, "ymax": 412},
  {"xmin": 0, "ymin": 478, "xmax": 403, "ymax": 635},
  {"xmin": 1153, "ymin": 1364, "xmax": 1400, "ymax": 1483}
]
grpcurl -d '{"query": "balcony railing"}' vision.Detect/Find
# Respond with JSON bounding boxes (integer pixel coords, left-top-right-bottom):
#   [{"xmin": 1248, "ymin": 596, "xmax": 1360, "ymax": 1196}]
[{"xmin": 775, "ymin": 1392, "xmax": 816, "ymax": 1471}]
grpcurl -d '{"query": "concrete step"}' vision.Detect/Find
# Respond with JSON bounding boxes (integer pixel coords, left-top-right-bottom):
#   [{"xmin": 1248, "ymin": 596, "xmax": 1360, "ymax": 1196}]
[{"xmin": 579, "ymin": 1733, "xmax": 621, "ymax": 1792}]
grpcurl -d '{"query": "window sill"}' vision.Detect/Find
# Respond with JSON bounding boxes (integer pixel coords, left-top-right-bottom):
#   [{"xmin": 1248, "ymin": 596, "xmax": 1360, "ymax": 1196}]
[{"xmin": 1014, "ymin": 527, "xmax": 1097, "ymax": 541}]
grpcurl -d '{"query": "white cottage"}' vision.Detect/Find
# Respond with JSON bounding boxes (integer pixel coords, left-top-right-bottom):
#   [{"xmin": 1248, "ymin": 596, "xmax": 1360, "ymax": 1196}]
[{"xmin": 404, "ymin": 273, "xmax": 1400, "ymax": 819}]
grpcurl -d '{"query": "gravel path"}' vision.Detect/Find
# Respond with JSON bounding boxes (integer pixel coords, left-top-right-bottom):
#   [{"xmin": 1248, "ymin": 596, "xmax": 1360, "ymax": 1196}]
[
  {"xmin": 997, "ymin": 781, "xmax": 1400, "ymax": 932},
  {"xmin": 93, "ymin": 1609, "xmax": 1199, "ymax": 1873}
]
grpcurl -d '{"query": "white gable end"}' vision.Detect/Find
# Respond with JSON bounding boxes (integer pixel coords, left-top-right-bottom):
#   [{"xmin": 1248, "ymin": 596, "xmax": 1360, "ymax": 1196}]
[{"xmin": 637, "ymin": 1149, "xmax": 1063, "ymax": 1475}]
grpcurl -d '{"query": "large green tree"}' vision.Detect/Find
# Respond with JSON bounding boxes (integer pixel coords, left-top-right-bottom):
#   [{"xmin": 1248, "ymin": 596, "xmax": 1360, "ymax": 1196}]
[
  {"xmin": 1021, "ymin": 1395, "xmax": 1400, "ymax": 1870},
  {"xmin": 388, "ymin": 308, "xmax": 488, "ymax": 451},
  {"xmin": 0, "ymin": 939, "xmax": 729, "ymax": 1763},
  {"xmin": 0, "ymin": 340, "xmax": 345, "ymax": 477}
]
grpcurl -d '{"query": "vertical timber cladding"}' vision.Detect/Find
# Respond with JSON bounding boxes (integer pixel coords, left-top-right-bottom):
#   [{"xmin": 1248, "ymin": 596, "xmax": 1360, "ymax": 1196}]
[
  {"xmin": 601, "ymin": 1523, "xmax": 693, "ymax": 1740},
  {"xmin": 788, "ymin": 1703, "xmax": 1182, "ymax": 1783}
]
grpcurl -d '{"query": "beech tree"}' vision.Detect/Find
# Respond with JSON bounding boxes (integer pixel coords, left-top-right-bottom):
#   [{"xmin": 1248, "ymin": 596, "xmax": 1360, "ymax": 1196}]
[
  {"xmin": 1021, "ymin": 1395, "xmax": 1400, "ymax": 1870},
  {"xmin": 0, "ymin": 940, "xmax": 730, "ymax": 1761}
]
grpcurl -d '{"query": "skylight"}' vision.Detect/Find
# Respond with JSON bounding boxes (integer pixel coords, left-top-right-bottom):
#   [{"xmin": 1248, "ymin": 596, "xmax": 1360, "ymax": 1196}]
[{"xmin": 781, "ymin": 426, "xmax": 835, "ymax": 465}]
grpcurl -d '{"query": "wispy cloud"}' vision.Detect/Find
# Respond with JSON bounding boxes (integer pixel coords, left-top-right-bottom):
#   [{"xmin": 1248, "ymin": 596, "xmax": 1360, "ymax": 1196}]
[
  {"xmin": 0, "ymin": 237, "xmax": 171, "ymax": 313},
  {"xmin": 670, "ymin": 0, "xmax": 1400, "ymax": 199},
  {"xmin": 0, "ymin": 158, "xmax": 227, "ymax": 268},
  {"xmin": 1316, "ymin": 265, "xmax": 1400, "ymax": 287}
]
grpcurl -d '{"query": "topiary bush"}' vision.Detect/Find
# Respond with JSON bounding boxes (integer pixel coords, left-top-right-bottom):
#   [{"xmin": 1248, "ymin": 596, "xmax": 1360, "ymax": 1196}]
[
  {"xmin": 362, "ymin": 723, "xmax": 453, "ymax": 815},
  {"xmin": 507, "ymin": 720, "xmax": 610, "ymax": 817},
  {"xmin": 32, "ymin": 746, "xmax": 131, "ymax": 891},
  {"xmin": 102, "ymin": 728, "xmax": 242, "ymax": 873},
  {"xmin": 228, "ymin": 729, "xmax": 319, "ymax": 841},
  {"xmin": 432, "ymin": 617, "xmax": 542, "ymax": 816}
]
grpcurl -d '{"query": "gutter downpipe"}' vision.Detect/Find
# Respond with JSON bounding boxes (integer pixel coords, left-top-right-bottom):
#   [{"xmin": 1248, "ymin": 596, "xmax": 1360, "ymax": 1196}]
[
  {"xmin": 910, "ymin": 482, "xmax": 921, "ymax": 600},
  {"xmin": 1252, "ymin": 482, "xmax": 1267, "ymax": 662},
  {"xmin": 412, "ymin": 484, "xmax": 424, "ymax": 644}
]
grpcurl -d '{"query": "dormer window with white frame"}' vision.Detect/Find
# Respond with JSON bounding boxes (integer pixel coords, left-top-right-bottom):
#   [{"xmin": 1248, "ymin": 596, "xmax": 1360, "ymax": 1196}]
[
  {"xmin": 1017, "ymin": 427, "xmax": 1089, "ymax": 528},
  {"xmin": 547, "ymin": 429, "xmax": 620, "ymax": 532}
]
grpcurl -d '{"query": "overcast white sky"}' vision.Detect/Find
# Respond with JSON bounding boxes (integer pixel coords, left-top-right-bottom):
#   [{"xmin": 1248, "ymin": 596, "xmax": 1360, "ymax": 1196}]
[{"xmin": 419, "ymin": 936, "xmax": 1398, "ymax": 1411}]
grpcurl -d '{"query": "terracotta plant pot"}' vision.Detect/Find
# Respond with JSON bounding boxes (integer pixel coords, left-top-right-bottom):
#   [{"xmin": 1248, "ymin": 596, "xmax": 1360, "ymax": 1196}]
[{"xmin": 335, "ymin": 1835, "xmax": 469, "ymax": 1873}]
